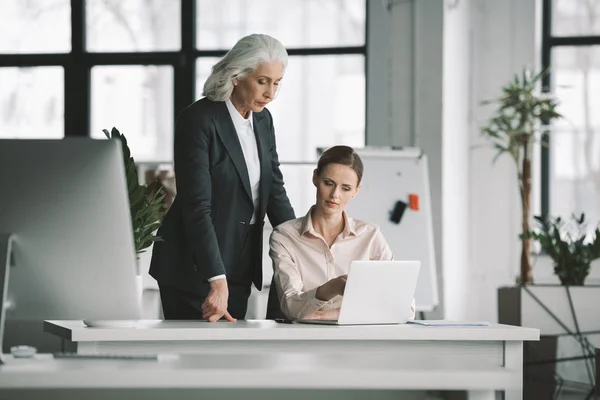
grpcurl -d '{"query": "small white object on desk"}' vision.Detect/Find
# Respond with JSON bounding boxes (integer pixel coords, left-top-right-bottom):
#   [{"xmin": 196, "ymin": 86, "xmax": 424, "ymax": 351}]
[{"xmin": 10, "ymin": 345, "xmax": 37, "ymax": 358}]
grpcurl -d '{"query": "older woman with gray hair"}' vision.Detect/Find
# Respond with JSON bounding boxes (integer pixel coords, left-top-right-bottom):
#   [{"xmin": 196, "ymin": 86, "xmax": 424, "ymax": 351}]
[{"xmin": 150, "ymin": 34, "xmax": 295, "ymax": 322}]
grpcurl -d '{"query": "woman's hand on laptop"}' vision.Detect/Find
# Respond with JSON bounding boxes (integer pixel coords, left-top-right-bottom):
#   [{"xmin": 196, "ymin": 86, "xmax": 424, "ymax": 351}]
[
  {"xmin": 307, "ymin": 308, "xmax": 341, "ymax": 320},
  {"xmin": 315, "ymin": 275, "xmax": 347, "ymax": 301}
]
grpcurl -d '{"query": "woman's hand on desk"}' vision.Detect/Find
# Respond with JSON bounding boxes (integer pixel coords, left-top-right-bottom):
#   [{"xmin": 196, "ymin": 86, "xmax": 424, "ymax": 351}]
[
  {"xmin": 307, "ymin": 308, "xmax": 341, "ymax": 320},
  {"xmin": 315, "ymin": 275, "xmax": 347, "ymax": 301},
  {"xmin": 201, "ymin": 279, "xmax": 237, "ymax": 322}
]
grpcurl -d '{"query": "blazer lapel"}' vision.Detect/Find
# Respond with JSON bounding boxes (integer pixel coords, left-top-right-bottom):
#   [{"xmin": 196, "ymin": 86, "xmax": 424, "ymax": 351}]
[
  {"xmin": 214, "ymin": 103, "xmax": 252, "ymax": 202},
  {"xmin": 253, "ymin": 112, "xmax": 271, "ymax": 218}
]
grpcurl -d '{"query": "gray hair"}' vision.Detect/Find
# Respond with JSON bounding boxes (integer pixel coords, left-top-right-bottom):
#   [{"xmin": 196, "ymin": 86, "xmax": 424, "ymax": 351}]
[{"xmin": 202, "ymin": 34, "xmax": 289, "ymax": 102}]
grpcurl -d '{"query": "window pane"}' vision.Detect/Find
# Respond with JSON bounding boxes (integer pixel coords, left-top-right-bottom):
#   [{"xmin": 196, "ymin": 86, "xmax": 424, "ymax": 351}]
[
  {"xmin": 195, "ymin": 57, "xmax": 221, "ymax": 100},
  {"xmin": 552, "ymin": 0, "xmax": 600, "ymax": 36},
  {"xmin": 87, "ymin": 0, "xmax": 181, "ymax": 52},
  {"xmin": 196, "ymin": 0, "xmax": 366, "ymax": 49},
  {"xmin": 0, "ymin": 0, "xmax": 70, "ymax": 53},
  {"xmin": 550, "ymin": 46, "xmax": 600, "ymax": 231},
  {"xmin": 196, "ymin": 55, "xmax": 365, "ymax": 162},
  {"xmin": 91, "ymin": 66, "xmax": 174, "ymax": 162},
  {"xmin": 0, "ymin": 67, "xmax": 64, "ymax": 138}
]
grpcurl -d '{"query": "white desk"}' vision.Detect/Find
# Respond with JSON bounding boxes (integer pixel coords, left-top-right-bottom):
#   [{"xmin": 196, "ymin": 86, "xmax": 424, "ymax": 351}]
[
  {"xmin": 1, "ymin": 351, "xmax": 520, "ymax": 400},
  {"xmin": 42, "ymin": 320, "xmax": 539, "ymax": 399}
]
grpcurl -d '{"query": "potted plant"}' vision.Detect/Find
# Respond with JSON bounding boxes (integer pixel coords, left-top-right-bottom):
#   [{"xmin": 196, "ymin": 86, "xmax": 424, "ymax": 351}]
[
  {"xmin": 480, "ymin": 69, "xmax": 567, "ymax": 398},
  {"xmin": 480, "ymin": 68, "xmax": 562, "ymax": 284},
  {"xmin": 103, "ymin": 127, "xmax": 167, "ymax": 267},
  {"xmin": 481, "ymin": 69, "xmax": 600, "ymax": 333},
  {"xmin": 509, "ymin": 212, "xmax": 600, "ymax": 333}
]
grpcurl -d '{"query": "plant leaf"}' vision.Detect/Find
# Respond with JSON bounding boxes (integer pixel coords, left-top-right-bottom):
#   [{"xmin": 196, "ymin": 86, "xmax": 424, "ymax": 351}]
[{"xmin": 102, "ymin": 127, "xmax": 167, "ymax": 256}]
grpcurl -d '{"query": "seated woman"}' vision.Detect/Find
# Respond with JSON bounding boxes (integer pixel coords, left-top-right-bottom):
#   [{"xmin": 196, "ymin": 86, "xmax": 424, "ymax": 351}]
[{"xmin": 269, "ymin": 145, "xmax": 416, "ymax": 321}]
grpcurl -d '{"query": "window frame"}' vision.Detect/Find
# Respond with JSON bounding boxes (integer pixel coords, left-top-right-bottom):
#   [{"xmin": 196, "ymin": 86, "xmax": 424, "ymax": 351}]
[
  {"xmin": 540, "ymin": 0, "xmax": 600, "ymax": 220},
  {"xmin": 0, "ymin": 0, "xmax": 367, "ymax": 163}
]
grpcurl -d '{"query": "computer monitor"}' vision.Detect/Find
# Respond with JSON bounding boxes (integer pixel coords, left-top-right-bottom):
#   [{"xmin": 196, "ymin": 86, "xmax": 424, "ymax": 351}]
[{"xmin": 0, "ymin": 139, "xmax": 141, "ymax": 352}]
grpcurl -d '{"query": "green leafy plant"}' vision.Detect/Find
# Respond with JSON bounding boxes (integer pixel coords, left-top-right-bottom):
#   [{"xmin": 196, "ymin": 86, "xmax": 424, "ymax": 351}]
[
  {"xmin": 480, "ymin": 68, "xmax": 562, "ymax": 285},
  {"xmin": 522, "ymin": 214, "xmax": 600, "ymax": 286},
  {"xmin": 103, "ymin": 127, "xmax": 167, "ymax": 258}
]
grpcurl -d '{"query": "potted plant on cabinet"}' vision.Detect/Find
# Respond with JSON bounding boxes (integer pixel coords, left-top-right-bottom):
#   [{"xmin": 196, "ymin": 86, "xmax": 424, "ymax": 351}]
[
  {"xmin": 481, "ymin": 69, "xmax": 600, "ymax": 329},
  {"xmin": 511, "ymin": 213, "xmax": 600, "ymax": 334},
  {"xmin": 103, "ymin": 127, "xmax": 167, "ymax": 296},
  {"xmin": 511, "ymin": 213, "xmax": 600, "ymax": 335},
  {"xmin": 479, "ymin": 69, "xmax": 570, "ymax": 398}
]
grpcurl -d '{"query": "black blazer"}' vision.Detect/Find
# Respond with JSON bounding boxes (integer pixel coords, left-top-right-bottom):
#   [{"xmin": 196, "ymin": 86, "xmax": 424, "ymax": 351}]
[{"xmin": 149, "ymin": 97, "xmax": 295, "ymax": 295}]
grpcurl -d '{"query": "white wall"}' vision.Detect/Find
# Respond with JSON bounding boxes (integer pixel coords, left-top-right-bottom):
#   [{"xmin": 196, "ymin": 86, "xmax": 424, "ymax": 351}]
[
  {"xmin": 368, "ymin": 0, "xmax": 541, "ymax": 322},
  {"xmin": 442, "ymin": 0, "xmax": 471, "ymax": 321},
  {"xmin": 468, "ymin": 0, "xmax": 539, "ymax": 321},
  {"xmin": 367, "ymin": 0, "xmax": 445, "ymax": 319}
]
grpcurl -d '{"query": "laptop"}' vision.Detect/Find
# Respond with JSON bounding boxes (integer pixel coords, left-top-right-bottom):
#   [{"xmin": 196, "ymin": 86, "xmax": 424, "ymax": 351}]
[{"xmin": 296, "ymin": 260, "xmax": 420, "ymax": 326}]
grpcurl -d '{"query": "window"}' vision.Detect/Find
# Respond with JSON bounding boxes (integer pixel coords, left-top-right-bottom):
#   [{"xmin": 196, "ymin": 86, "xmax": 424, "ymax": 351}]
[
  {"xmin": 86, "ymin": 0, "xmax": 181, "ymax": 52},
  {"xmin": 542, "ymin": 0, "xmax": 600, "ymax": 230},
  {"xmin": 552, "ymin": 0, "xmax": 600, "ymax": 36},
  {"xmin": 0, "ymin": 0, "xmax": 71, "ymax": 53},
  {"xmin": 90, "ymin": 65, "xmax": 174, "ymax": 162},
  {"xmin": 0, "ymin": 0, "xmax": 366, "ymax": 163},
  {"xmin": 196, "ymin": 0, "xmax": 366, "ymax": 50},
  {"xmin": 0, "ymin": 67, "xmax": 64, "ymax": 139}
]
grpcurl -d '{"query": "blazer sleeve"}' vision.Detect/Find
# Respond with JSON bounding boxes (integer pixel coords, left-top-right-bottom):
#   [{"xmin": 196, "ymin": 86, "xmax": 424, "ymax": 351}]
[
  {"xmin": 265, "ymin": 110, "xmax": 295, "ymax": 228},
  {"xmin": 173, "ymin": 108, "xmax": 226, "ymax": 280}
]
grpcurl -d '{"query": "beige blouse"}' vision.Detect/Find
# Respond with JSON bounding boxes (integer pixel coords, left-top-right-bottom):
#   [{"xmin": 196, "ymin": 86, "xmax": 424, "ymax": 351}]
[{"xmin": 269, "ymin": 207, "xmax": 416, "ymax": 320}]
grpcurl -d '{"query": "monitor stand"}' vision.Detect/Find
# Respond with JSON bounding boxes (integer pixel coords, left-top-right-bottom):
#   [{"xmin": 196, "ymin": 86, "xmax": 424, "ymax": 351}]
[{"xmin": 0, "ymin": 234, "xmax": 14, "ymax": 365}]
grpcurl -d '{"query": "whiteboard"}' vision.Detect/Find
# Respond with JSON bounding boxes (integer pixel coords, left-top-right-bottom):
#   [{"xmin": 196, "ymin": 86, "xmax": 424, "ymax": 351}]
[{"xmin": 345, "ymin": 147, "xmax": 439, "ymax": 312}]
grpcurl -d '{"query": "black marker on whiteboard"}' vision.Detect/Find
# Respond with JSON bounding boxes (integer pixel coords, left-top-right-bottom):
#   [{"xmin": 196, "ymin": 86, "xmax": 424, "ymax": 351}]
[{"xmin": 390, "ymin": 200, "xmax": 407, "ymax": 224}]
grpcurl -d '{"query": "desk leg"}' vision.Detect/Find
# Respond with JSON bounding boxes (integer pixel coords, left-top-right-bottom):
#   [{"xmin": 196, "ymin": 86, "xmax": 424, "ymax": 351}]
[
  {"xmin": 60, "ymin": 338, "xmax": 78, "ymax": 353},
  {"xmin": 77, "ymin": 342, "xmax": 98, "ymax": 354},
  {"xmin": 466, "ymin": 391, "xmax": 495, "ymax": 400},
  {"xmin": 504, "ymin": 341, "xmax": 524, "ymax": 400}
]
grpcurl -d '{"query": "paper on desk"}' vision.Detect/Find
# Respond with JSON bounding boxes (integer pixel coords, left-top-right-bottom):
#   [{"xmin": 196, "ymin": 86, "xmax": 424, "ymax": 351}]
[{"xmin": 407, "ymin": 320, "xmax": 490, "ymax": 327}]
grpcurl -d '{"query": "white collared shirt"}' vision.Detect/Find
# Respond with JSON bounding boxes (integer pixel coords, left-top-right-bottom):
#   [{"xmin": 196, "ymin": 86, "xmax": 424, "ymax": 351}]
[
  {"xmin": 207, "ymin": 99, "xmax": 262, "ymax": 283},
  {"xmin": 225, "ymin": 98, "xmax": 261, "ymax": 224},
  {"xmin": 269, "ymin": 207, "xmax": 416, "ymax": 320}
]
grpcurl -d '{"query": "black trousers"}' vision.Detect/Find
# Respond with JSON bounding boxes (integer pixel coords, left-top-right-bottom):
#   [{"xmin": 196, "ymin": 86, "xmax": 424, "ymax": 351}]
[{"xmin": 159, "ymin": 224, "xmax": 262, "ymax": 320}]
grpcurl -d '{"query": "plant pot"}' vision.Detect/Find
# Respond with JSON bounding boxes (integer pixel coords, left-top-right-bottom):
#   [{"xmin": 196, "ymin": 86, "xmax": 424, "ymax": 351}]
[
  {"xmin": 498, "ymin": 285, "xmax": 600, "ymax": 334},
  {"xmin": 135, "ymin": 274, "xmax": 143, "ymax": 305},
  {"xmin": 554, "ymin": 262, "xmax": 591, "ymax": 287}
]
